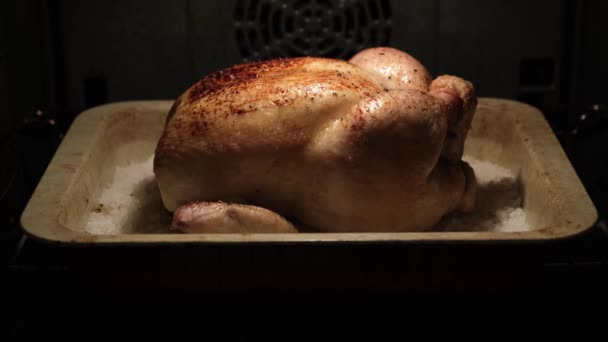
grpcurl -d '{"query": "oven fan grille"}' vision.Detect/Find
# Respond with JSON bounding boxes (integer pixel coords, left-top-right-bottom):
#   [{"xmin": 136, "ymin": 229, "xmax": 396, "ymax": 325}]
[{"xmin": 234, "ymin": 0, "xmax": 392, "ymax": 61}]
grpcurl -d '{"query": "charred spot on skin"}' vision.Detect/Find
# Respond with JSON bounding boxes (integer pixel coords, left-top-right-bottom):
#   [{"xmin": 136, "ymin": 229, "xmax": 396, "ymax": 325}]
[
  {"xmin": 378, "ymin": 52, "xmax": 385, "ymax": 55},
  {"xmin": 189, "ymin": 120, "xmax": 209, "ymax": 133},
  {"xmin": 350, "ymin": 113, "xmax": 367, "ymax": 131}
]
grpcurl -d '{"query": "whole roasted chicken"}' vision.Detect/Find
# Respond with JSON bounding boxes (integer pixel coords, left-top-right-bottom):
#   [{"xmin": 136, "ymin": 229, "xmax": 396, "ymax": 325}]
[{"xmin": 154, "ymin": 47, "xmax": 477, "ymax": 233}]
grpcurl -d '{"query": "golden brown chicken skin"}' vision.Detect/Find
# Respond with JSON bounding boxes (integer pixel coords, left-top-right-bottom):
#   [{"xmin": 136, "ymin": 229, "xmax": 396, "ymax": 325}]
[{"xmin": 154, "ymin": 47, "xmax": 477, "ymax": 233}]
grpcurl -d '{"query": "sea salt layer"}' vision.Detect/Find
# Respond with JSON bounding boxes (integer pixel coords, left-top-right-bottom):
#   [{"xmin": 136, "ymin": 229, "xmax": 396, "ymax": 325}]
[
  {"xmin": 85, "ymin": 155, "xmax": 172, "ymax": 235},
  {"xmin": 85, "ymin": 153, "xmax": 528, "ymax": 234},
  {"xmin": 435, "ymin": 156, "xmax": 529, "ymax": 232}
]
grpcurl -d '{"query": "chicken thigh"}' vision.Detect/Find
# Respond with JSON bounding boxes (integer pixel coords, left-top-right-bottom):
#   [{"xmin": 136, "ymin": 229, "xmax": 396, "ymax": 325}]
[{"xmin": 154, "ymin": 47, "xmax": 477, "ymax": 233}]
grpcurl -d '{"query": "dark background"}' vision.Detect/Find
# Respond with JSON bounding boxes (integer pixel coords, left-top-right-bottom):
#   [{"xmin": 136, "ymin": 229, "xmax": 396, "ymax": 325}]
[{"xmin": 2, "ymin": 1, "xmax": 607, "ymax": 340}]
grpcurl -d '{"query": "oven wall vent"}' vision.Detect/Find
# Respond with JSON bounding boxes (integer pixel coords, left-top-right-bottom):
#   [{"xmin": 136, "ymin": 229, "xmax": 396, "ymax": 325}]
[{"xmin": 234, "ymin": 0, "xmax": 392, "ymax": 60}]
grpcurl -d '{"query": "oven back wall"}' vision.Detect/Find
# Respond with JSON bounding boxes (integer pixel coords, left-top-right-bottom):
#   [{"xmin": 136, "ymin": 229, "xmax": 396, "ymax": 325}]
[
  {"xmin": 51, "ymin": 0, "xmax": 570, "ymax": 114},
  {"xmin": 1, "ymin": 0, "xmax": 51, "ymax": 138}
]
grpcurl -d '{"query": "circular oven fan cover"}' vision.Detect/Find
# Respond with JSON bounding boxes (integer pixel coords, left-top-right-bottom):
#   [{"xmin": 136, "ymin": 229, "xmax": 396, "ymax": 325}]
[{"xmin": 234, "ymin": 0, "xmax": 392, "ymax": 60}]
